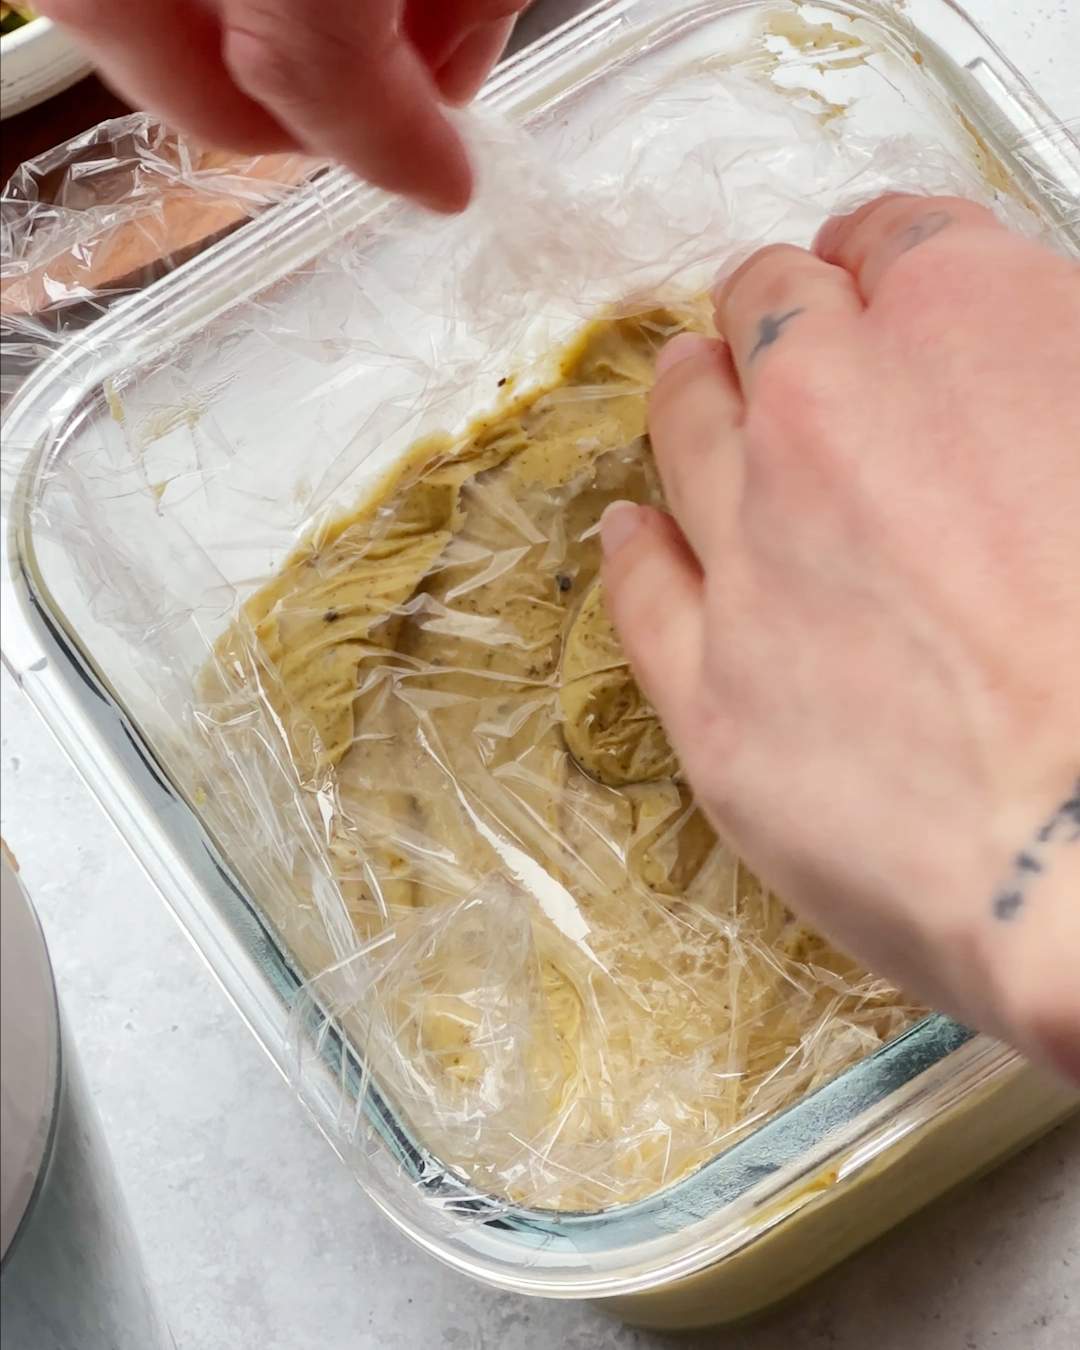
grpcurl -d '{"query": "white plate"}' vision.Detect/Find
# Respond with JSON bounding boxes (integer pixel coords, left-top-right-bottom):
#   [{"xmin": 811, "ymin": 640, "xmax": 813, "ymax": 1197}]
[{"xmin": 1, "ymin": 17, "xmax": 93, "ymax": 121}]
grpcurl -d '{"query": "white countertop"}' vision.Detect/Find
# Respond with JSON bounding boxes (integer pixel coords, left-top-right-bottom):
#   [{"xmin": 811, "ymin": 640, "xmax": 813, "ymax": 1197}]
[{"xmin": 2, "ymin": 4, "xmax": 1078, "ymax": 1348}]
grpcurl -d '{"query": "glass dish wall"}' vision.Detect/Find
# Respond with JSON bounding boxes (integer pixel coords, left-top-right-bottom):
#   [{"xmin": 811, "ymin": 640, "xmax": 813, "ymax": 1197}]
[{"xmin": 3, "ymin": 0, "xmax": 1078, "ymax": 1327}]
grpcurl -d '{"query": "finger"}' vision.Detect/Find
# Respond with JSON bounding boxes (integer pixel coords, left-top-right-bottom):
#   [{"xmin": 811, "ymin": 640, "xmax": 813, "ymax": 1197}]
[
  {"xmin": 404, "ymin": 0, "xmax": 526, "ymax": 70},
  {"xmin": 41, "ymin": 0, "xmax": 297, "ymax": 154},
  {"xmin": 223, "ymin": 0, "xmax": 473, "ymax": 212},
  {"xmin": 600, "ymin": 502, "xmax": 704, "ymax": 746},
  {"xmin": 813, "ymin": 193, "xmax": 1005, "ymax": 302},
  {"xmin": 647, "ymin": 334, "xmax": 744, "ymax": 564},
  {"xmin": 715, "ymin": 243, "xmax": 862, "ymax": 389},
  {"xmin": 435, "ymin": 17, "xmax": 516, "ymax": 104}
]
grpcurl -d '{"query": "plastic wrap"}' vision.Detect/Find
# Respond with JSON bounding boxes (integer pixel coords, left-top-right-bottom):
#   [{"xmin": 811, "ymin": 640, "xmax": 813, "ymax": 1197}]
[
  {"xmin": 0, "ymin": 117, "xmax": 312, "ymax": 400},
  {"xmin": 196, "ymin": 304, "xmax": 924, "ymax": 1212},
  {"xmin": 4, "ymin": 3, "xmax": 1078, "ymax": 1232}
]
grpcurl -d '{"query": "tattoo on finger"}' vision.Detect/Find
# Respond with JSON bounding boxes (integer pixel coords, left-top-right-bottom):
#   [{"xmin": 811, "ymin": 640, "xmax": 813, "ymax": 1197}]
[
  {"xmin": 747, "ymin": 306, "xmax": 805, "ymax": 363},
  {"xmin": 896, "ymin": 210, "xmax": 952, "ymax": 255},
  {"xmin": 991, "ymin": 776, "xmax": 1080, "ymax": 921}
]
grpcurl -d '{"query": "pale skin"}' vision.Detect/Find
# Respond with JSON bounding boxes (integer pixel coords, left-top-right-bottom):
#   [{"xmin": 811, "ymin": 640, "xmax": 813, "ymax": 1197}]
[
  {"xmin": 32, "ymin": 8, "xmax": 1078, "ymax": 1075},
  {"xmin": 38, "ymin": 0, "xmax": 530, "ymax": 211},
  {"xmin": 601, "ymin": 194, "xmax": 1080, "ymax": 1082}
]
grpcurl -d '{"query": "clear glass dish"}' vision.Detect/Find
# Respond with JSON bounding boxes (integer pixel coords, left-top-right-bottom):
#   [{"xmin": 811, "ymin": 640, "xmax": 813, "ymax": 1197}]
[{"xmin": 3, "ymin": 0, "xmax": 1078, "ymax": 1329}]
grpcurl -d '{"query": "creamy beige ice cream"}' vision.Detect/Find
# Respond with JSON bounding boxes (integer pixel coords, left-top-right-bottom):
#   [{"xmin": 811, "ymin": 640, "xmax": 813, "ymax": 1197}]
[{"xmin": 205, "ymin": 311, "xmax": 917, "ymax": 1209}]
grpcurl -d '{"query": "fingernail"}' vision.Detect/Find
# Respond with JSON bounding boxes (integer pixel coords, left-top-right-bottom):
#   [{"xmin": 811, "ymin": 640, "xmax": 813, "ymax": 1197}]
[
  {"xmin": 655, "ymin": 333, "xmax": 715, "ymax": 377},
  {"xmin": 417, "ymin": 179, "xmax": 472, "ymax": 214},
  {"xmin": 601, "ymin": 501, "xmax": 643, "ymax": 556}
]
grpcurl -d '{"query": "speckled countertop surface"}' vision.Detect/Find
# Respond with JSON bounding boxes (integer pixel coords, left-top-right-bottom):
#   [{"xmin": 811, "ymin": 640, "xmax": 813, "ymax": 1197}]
[{"xmin": 2, "ymin": 4, "xmax": 1078, "ymax": 1348}]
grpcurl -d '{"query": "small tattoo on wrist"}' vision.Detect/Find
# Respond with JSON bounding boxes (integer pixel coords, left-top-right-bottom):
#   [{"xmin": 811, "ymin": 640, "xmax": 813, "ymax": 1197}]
[
  {"xmin": 991, "ymin": 776, "xmax": 1080, "ymax": 921},
  {"xmin": 897, "ymin": 210, "xmax": 952, "ymax": 255},
  {"xmin": 748, "ymin": 307, "xmax": 805, "ymax": 363}
]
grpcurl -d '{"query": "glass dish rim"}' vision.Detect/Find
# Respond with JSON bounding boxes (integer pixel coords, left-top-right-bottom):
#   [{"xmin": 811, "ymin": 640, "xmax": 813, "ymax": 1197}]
[{"xmin": 3, "ymin": 0, "xmax": 1078, "ymax": 1297}]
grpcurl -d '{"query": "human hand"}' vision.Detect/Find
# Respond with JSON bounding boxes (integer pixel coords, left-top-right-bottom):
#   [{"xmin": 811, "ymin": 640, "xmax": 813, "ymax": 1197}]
[
  {"xmin": 601, "ymin": 194, "xmax": 1080, "ymax": 1078},
  {"xmin": 39, "ymin": 0, "xmax": 528, "ymax": 211}
]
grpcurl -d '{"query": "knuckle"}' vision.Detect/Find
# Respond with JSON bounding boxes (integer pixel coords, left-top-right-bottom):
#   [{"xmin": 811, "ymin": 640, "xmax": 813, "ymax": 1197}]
[
  {"xmin": 226, "ymin": 25, "xmax": 300, "ymax": 101},
  {"xmin": 720, "ymin": 244, "xmax": 806, "ymax": 309},
  {"xmin": 227, "ymin": 5, "xmax": 385, "ymax": 108},
  {"xmin": 754, "ymin": 332, "xmax": 828, "ymax": 395},
  {"xmin": 746, "ymin": 342, "xmax": 847, "ymax": 449},
  {"xmin": 873, "ymin": 250, "xmax": 987, "ymax": 335},
  {"xmin": 896, "ymin": 194, "xmax": 996, "ymax": 230},
  {"xmin": 649, "ymin": 342, "xmax": 714, "ymax": 414},
  {"xmin": 753, "ymin": 269, "xmax": 810, "ymax": 315},
  {"xmin": 872, "ymin": 196, "xmax": 999, "ymax": 270}
]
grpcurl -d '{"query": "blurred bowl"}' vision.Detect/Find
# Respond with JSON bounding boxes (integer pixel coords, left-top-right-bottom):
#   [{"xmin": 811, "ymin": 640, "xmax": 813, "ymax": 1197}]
[{"xmin": 1, "ymin": 17, "xmax": 93, "ymax": 120}]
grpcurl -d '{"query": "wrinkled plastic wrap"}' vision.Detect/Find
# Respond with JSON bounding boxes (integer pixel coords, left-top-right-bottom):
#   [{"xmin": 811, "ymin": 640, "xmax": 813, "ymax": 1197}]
[
  {"xmin": 0, "ymin": 118, "xmax": 313, "ymax": 399},
  {"xmin": 4, "ymin": 4, "xmax": 1078, "ymax": 1229}
]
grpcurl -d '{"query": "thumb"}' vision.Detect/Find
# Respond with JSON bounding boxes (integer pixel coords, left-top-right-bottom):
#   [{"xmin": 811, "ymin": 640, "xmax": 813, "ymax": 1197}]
[{"xmin": 600, "ymin": 503, "xmax": 705, "ymax": 747}]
